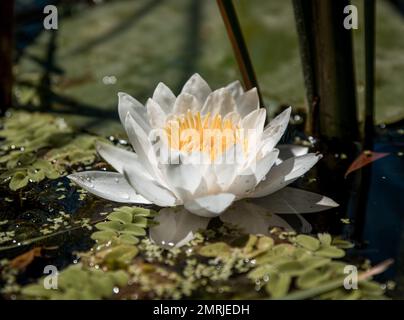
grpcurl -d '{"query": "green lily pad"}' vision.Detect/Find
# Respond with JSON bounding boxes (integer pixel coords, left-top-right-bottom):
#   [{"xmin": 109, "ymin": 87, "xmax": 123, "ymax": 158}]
[
  {"xmin": 91, "ymin": 230, "xmax": 117, "ymax": 242},
  {"xmin": 274, "ymin": 261, "xmax": 306, "ymax": 276},
  {"xmin": 121, "ymin": 224, "xmax": 147, "ymax": 236},
  {"xmin": 295, "ymin": 235, "xmax": 320, "ymax": 251},
  {"xmin": 247, "ymin": 264, "xmax": 277, "ymax": 281},
  {"xmin": 266, "ymin": 273, "xmax": 291, "ymax": 298},
  {"xmin": 199, "ymin": 242, "xmax": 232, "ymax": 258},
  {"xmin": 104, "ymin": 245, "xmax": 138, "ymax": 266},
  {"xmin": 315, "ymin": 246, "xmax": 345, "ymax": 258},
  {"xmin": 27, "ymin": 168, "xmax": 45, "ymax": 182},
  {"xmin": 108, "ymin": 210, "xmax": 133, "ymax": 224},
  {"xmin": 95, "ymin": 221, "xmax": 123, "ymax": 232},
  {"xmin": 118, "ymin": 234, "xmax": 139, "ymax": 245},
  {"xmin": 132, "ymin": 216, "xmax": 149, "ymax": 228},
  {"xmin": 9, "ymin": 171, "xmax": 29, "ymax": 190},
  {"xmin": 296, "ymin": 268, "xmax": 333, "ymax": 289},
  {"xmin": 318, "ymin": 233, "xmax": 332, "ymax": 246}
]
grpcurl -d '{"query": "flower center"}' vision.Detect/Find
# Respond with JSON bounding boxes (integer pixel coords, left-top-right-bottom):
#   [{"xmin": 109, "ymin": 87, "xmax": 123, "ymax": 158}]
[{"xmin": 164, "ymin": 110, "xmax": 247, "ymax": 160}]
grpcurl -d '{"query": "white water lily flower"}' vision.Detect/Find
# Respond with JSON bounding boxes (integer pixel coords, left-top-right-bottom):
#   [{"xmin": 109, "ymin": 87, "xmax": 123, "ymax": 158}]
[{"xmin": 68, "ymin": 74, "xmax": 338, "ymax": 246}]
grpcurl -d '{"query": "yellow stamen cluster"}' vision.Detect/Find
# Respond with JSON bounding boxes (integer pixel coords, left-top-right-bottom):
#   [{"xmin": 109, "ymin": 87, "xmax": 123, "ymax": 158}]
[{"xmin": 164, "ymin": 111, "xmax": 247, "ymax": 159}]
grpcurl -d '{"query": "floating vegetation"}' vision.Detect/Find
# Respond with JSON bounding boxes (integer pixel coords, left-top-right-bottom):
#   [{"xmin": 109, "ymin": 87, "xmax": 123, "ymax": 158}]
[
  {"xmin": 0, "ymin": 111, "xmax": 104, "ymax": 190},
  {"xmin": 2, "ymin": 220, "xmax": 387, "ymax": 300},
  {"xmin": 91, "ymin": 206, "xmax": 157, "ymax": 246}
]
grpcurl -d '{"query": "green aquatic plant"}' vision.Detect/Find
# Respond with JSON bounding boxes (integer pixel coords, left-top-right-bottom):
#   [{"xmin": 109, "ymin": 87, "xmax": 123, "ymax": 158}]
[
  {"xmin": 0, "ymin": 111, "xmax": 103, "ymax": 190},
  {"xmin": 11, "ymin": 220, "xmax": 388, "ymax": 300},
  {"xmin": 21, "ymin": 264, "xmax": 129, "ymax": 300},
  {"xmin": 91, "ymin": 206, "xmax": 157, "ymax": 246}
]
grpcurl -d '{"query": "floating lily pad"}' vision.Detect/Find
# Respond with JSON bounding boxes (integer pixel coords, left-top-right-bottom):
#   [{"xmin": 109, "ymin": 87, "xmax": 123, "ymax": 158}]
[
  {"xmin": 295, "ymin": 235, "xmax": 320, "ymax": 251},
  {"xmin": 266, "ymin": 273, "xmax": 291, "ymax": 298}
]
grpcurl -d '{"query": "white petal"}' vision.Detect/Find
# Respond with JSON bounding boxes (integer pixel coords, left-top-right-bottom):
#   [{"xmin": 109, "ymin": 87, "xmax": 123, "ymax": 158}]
[
  {"xmin": 152, "ymin": 82, "xmax": 176, "ymax": 114},
  {"xmin": 250, "ymin": 153, "xmax": 321, "ymax": 198},
  {"xmin": 201, "ymin": 88, "xmax": 236, "ymax": 116},
  {"xmin": 95, "ymin": 141, "xmax": 151, "ymax": 179},
  {"xmin": 250, "ymin": 187, "xmax": 339, "ymax": 214},
  {"xmin": 146, "ymin": 98, "xmax": 167, "ymax": 128},
  {"xmin": 223, "ymin": 111, "xmax": 241, "ymax": 125},
  {"xmin": 150, "ymin": 207, "xmax": 209, "ymax": 248},
  {"xmin": 213, "ymin": 145, "xmax": 240, "ymax": 190},
  {"xmin": 277, "ymin": 144, "xmax": 309, "ymax": 162},
  {"xmin": 242, "ymin": 108, "xmax": 267, "ymax": 156},
  {"xmin": 163, "ymin": 162, "xmax": 203, "ymax": 199},
  {"xmin": 226, "ymin": 80, "xmax": 244, "ymax": 100},
  {"xmin": 184, "ymin": 193, "xmax": 236, "ymax": 217},
  {"xmin": 236, "ymin": 88, "xmax": 259, "ymax": 118},
  {"xmin": 118, "ymin": 92, "xmax": 150, "ymax": 133},
  {"xmin": 123, "ymin": 166, "xmax": 178, "ymax": 207},
  {"xmin": 220, "ymin": 201, "xmax": 293, "ymax": 234},
  {"xmin": 259, "ymin": 107, "xmax": 291, "ymax": 154},
  {"xmin": 242, "ymin": 108, "xmax": 266, "ymax": 131},
  {"xmin": 124, "ymin": 113, "xmax": 157, "ymax": 177},
  {"xmin": 228, "ymin": 149, "xmax": 279, "ymax": 197},
  {"xmin": 173, "ymin": 93, "xmax": 201, "ymax": 115},
  {"xmin": 68, "ymin": 171, "xmax": 151, "ymax": 204},
  {"xmin": 181, "ymin": 73, "xmax": 211, "ymax": 105},
  {"xmin": 124, "ymin": 114, "xmax": 169, "ymax": 188}
]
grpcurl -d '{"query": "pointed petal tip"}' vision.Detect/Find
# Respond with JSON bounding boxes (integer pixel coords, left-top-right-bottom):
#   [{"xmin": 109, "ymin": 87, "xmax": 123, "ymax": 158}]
[{"xmin": 117, "ymin": 91, "xmax": 128, "ymax": 98}]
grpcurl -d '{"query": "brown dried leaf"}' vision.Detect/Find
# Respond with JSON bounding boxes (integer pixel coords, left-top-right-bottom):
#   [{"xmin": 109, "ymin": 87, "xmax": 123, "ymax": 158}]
[{"xmin": 345, "ymin": 151, "xmax": 390, "ymax": 178}]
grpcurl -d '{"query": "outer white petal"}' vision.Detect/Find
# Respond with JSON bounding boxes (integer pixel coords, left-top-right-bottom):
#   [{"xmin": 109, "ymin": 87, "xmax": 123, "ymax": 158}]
[
  {"xmin": 150, "ymin": 207, "xmax": 210, "ymax": 248},
  {"xmin": 173, "ymin": 93, "xmax": 201, "ymax": 115},
  {"xmin": 228, "ymin": 149, "xmax": 279, "ymax": 197},
  {"xmin": 146, "ymin": 98, "xmax": 167, "ymax": 128},
  {"xmin": 236, "ymin": 88, "xmax": 260, "ymax": 118},
  {"xmin": 68, "ymin": 171, "xmax": 151, "ymax": 204},
  {"xmin": 124, "ymin": 113, "xmax": 166, "ymax": 185},
  {"xmin": 226, "ymin": 80, "xmax": 244, "ymax": 100},
  {"xmin": 250, "ymin": 153, "xmax": 321, "ymax": 198},
  {"xmin": 277, "ymin": 144, "xmax": 309, "ymax": 162},
  {"xmin": 123, "ymin": 164, "xmax": 178, "ymax": 207},
  {"xmin": 250, "ymin": 187, "xmax": 339, "ymax": 214},
  {"xmin": 201, "ymin": 88, "xmax": 236, "ymax": 116},
  {"xmin": 259, "ymin": 107, "xmax": 291, "ymax": 155},
  {"xmin": 184, "ymin": 193, "xmax": 236, "ymax": 218},
  {"xmin": 181, "ymin": 73, "xmax": 211, "ymax": 105},
  {"xmin": 118, "ymin": 92, "xmax": 150, "ymax": 133},
  {"xmin": 220, "ymin": 201, "xmax": 293, "ymax": 234},
  {"xmin": 95, "ymin": 141, "xmax": 152, "ymax": 179},
  {"xmin": 152, "ymin": 82, "xmax": 176, "ymax": 114}
]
